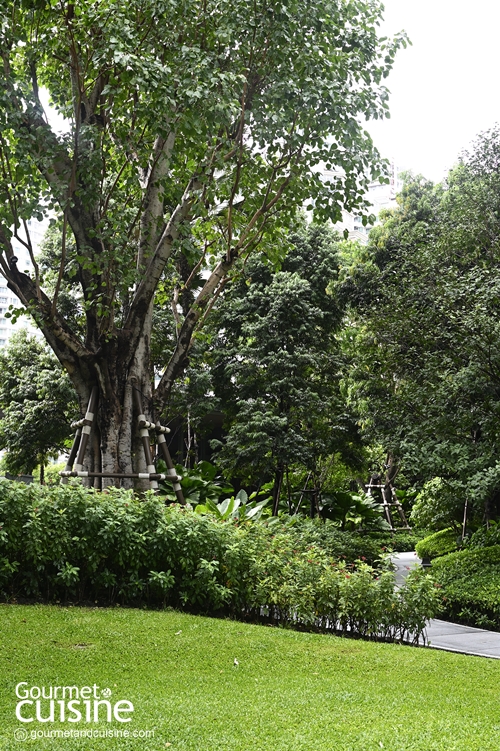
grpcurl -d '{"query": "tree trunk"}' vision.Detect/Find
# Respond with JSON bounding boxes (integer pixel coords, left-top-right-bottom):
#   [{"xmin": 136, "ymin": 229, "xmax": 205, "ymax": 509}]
[
  {"xmin": 272, "ymin": 465, "xmax": 284, "ymax": 516},
  {"xmin": 65, "ymin": 326, "xmax": 155, "ymax": 484}
]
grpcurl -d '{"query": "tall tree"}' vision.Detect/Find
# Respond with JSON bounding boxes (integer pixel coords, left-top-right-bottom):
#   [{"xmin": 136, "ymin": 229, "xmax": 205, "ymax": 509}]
[
  {"xmin": 0, "ymin": 330, "xmax": 77, "ymax": 482},
  {"xmin": 341, "ymin": 127, "xmax": 500, "ymax": 523},
  {"xmin": 0, "ymin": 0, "xmax": 406, "ymax": 478},
  {"xmin": 210, "ymin": 223, "xmax": 363, "ymax": 511}
]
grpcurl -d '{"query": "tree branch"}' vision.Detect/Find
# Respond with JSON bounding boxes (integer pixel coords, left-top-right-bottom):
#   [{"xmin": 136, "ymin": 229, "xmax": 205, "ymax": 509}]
[
  {"xmin": 137, "ymin": 130, "xmax": 176, "ymax": 271},
  {"xmin": 154, "ymin": 251, "xmax": 235, "ymax": 410},
  {"xmin": 0, "ymin": 224, "xmax": 91, "ymax": 360},
  {"xmin": 123, "ymin": 174, "xmax": 201, "ymax": 349}
]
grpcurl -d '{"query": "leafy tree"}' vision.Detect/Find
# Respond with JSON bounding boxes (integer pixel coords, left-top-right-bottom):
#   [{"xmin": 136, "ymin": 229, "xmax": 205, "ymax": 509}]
[
  {"xmin": 210, "ymin": 223, "xmax": 364, "ymax": 512},
  {"xmin": 341, "ymin": 126, "xmax": 500, "ymax": 526},
  {"xmin": 0, "ymin": 330, "xmax": 78, "ymax": 482},
  {"xmin": 0, "ymin": 0, "xmax": 406, "ymax": 477},
  {"xmin": 410, "ymin": 478, "xmax": 463, "ymax": 531}
]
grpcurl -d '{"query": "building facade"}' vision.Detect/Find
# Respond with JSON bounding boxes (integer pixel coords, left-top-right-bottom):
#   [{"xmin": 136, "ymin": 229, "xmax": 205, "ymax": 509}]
[{"xmin": 336, "ymin": 160, "xmax": 404, "ymax": 245}]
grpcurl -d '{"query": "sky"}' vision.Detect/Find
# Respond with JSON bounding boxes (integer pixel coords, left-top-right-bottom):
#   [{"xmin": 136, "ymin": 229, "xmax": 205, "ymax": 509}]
[{"xmin": 366, "ymin": 0, "xmax": 500, "ymax": 183}]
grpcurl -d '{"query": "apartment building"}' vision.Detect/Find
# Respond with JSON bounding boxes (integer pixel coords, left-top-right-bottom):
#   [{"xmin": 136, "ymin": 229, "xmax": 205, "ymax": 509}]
[{"xmin": 336, "ymin": 160, "xmax": 404, "ymax": 244}]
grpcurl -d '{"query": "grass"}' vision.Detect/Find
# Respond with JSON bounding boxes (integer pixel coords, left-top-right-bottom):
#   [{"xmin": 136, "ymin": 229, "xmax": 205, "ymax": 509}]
[{"xmin": 0, "ymin": 605, "xmax": 500, "ymax": 750}]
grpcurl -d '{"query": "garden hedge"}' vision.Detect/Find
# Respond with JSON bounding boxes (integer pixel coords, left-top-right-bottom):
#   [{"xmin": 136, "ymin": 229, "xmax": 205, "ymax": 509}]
[
  {"xmin": 430, "ymin": 545, "xmax": 500, "ymax": 630},
  {"xmin": 0, "ymin": 480, "xmax": 440, "ymax": 642},
  {"xmin": 415, "ymin": 528, "xmax": 460, "ymax": 560}
]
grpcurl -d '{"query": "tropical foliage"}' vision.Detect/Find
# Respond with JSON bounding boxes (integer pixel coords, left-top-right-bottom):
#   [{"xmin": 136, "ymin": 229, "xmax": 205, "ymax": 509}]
[
  {"xmin": 0, "ymin": 480, "xmax": 440, "ymax": 641},
  {"xmin": 340, "ymin": 127, "xmax": 500, "ymax": 527},
  {"xmin": 207, "ymin": 222, "xmax": 365, "ymax": 512},
  {"xmin": 0, "ymin": 331, "xmax": 77, "ymax": 480}
]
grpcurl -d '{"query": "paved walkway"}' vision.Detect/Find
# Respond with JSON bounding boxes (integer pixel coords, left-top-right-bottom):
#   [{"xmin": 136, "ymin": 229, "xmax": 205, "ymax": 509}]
[{"xmin": 391, "ymin": 552, "xmax": 500, "ymax": 659}]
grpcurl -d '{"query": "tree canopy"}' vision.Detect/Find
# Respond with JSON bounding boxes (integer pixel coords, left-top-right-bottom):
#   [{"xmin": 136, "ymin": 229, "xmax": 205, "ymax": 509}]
[
  {"xmin": 0, "ymin": 330, "xmax": 77, "ymax": 480},
  {"xmin": 341, "ymin": 127, "xmax": 500, "ymax": 525},
  {"xmin": 0, "ymin": 0, "xmax": 406, "ymax": 477},
  {"xmin": 209, "ymin": 223, "xmax": 363, "ymax": 510}
]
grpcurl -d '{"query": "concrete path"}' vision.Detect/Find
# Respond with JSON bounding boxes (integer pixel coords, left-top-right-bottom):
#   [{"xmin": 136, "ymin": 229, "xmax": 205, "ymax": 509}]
[
  {"xmin": 391, "ymin": 552, "xmax": 500, "ymax": 659},
  {"xmin": 391, "ymin": 551, "xmax": 421, "ymax": 588}
]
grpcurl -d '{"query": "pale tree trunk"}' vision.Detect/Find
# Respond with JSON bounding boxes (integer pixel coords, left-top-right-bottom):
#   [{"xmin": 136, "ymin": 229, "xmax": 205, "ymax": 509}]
[{"xmin": 63, "ymin": 309, "xmax": 155, "ymax": 484}]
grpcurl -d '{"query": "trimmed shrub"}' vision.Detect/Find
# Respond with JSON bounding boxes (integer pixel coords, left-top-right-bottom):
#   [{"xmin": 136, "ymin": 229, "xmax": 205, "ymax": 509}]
[
  {"xmin": 467, "ymin": 522, "xmax": 500, "ymax": 549},
  {"xmin": 430, "ymin": 545, "xmax": 500, "ymax": 630},
  {"xmin": 0, "ymin": 481, "xmax": 441, "ymax": 642},
  {"xmin": 415, "ymin": 528, "xmax": 460, "ymax": 560}
]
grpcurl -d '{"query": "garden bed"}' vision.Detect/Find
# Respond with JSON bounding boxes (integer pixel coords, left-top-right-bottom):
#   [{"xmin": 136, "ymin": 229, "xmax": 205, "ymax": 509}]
[{"xmin": 0, "ymin": 481, "xmax": 440, "ymax": 643}]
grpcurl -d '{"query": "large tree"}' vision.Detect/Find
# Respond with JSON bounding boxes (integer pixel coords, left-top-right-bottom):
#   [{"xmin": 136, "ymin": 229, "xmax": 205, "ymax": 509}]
[
  {"xmin": 0, "ymin": 0, "xmax": 405, "ymax": 478},
  {"xmin": 340, "ymin": 127, "xmax": 500, "ymax": 523},
  {"xmin": 209, "ymin": 223, "xmax": 363, "ymax": 511}
]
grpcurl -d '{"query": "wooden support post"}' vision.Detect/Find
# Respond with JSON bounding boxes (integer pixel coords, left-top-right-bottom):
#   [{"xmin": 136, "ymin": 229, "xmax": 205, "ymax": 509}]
[
  {"xmin": 390, "ymin": 485, "xmax": 411, "ymax": 530},
  {"xmin": 132, "ymin": 387, "xmax": 159, "ymax": 492},
  {"xmin": 60, "ymin": 384, "xmax": 184, "ymax": 501},
  {"xmin": 74, "ymin": 387, "xmax": 98, "ymax": 473},
  {"xmin": 60, "ymin": 471, "xmax": 168, "ymax": 480},
  {"xmin": 62, "ymin": 427, "xmax": 82, "ymax": 482},
  {"xmin": 381, "ymin": 486, "xmax": 394, "ymax": 528},
  {"xmin": 155, "ymin": 423, "xmax": 184, "ymax": 504},
  {"xmin": 462, "ymin": 495, "xmax": 468, "ymax": 541}
]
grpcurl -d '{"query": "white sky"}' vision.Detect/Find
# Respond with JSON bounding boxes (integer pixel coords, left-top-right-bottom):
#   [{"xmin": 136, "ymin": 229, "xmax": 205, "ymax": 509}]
[{"xmin": 367, "ymin": 0, "xmax": 500, "ymax": 183}]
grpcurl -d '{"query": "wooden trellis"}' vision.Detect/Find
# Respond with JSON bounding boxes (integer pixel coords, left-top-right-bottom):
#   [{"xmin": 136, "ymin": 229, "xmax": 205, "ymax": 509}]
[
  {"xmin": 365, "ymin": 468, "xmax": 410, "ymax": 531},
  {"xmin": 59, "ymin": 385, "xmax": 185, "ymax": 503}
]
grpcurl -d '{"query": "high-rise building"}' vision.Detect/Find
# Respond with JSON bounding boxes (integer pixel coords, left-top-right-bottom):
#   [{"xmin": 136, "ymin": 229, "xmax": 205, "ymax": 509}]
[{"xmin": 335, "ymin": 160, "xmax": 404, "ymax": 244}]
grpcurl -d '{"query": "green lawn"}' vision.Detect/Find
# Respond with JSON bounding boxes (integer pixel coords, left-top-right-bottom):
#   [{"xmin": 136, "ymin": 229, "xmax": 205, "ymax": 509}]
[{"xmin": 0, "ymin": 605, "xmax": 499, "ymax": 750}]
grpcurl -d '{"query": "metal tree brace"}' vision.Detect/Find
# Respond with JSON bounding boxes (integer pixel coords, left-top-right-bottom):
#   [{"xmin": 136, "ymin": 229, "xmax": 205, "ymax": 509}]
[{"xmin": 59, "ymin": 386, "xmax": 185, "ymax": 503}]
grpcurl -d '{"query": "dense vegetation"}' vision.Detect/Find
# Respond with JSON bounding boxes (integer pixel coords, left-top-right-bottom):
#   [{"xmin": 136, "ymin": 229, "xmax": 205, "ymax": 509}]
[
  {"xmin": 0, "ymin": 331, "xmax": 77, "ymax": 481},
  {"xmin": 162, "ymin": 127, "xmax": 500, "ymax": 538},
  {"xmin": 2, "ymin": 20, "xmax": 500, "ymax": 629},
  {"xmin": 324, "ymin": 127, "xmax": 500, "ymax": 630},
  {"xmin": 430, "ymin": 546, "xmax": 500, "ymax": 630},
  {"xmin": 0, "ymin": 480, "xmax": 440, "ymax": 642},
  {"xmin": 7, "ymin": 127, "xmax": 500, "ymax": 530},
  {"xmin": 341, "ymin": 128, "xmax": 500, "ymax": 530}
]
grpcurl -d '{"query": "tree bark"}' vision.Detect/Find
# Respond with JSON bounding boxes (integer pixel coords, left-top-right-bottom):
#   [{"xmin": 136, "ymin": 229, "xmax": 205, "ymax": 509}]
[
  {"xmin": 272, "ymin": 465, "xmax": 284, "ymax": 516},
  {"xmin": 58, "ymin": 314, "xmax": 155, "ymax": 480}
]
